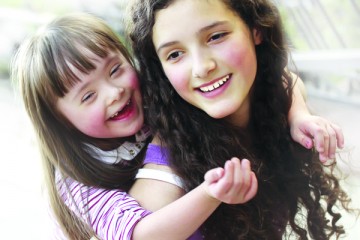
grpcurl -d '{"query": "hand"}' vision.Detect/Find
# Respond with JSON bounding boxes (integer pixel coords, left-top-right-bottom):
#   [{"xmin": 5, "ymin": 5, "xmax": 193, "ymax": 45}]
[
  {"xmin": 290, "ymin": 114, "xmax": 344, "ymax": 162},
  {"xmin": 203, "ymin": 158, "xmax": 258, "ymax": 204}
]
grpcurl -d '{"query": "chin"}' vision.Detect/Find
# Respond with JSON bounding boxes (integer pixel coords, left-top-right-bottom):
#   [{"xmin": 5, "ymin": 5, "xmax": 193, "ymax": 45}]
[
  {"xmin": 129, "ymin": 119, "xmax": 144, "ymax": 135},
  {"xmin": 207, "ymin": 111, "xmax": 229, "ymax": 119}
]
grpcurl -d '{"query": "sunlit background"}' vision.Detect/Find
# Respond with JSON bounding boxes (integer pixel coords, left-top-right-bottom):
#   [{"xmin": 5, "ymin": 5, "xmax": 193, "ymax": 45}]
[{"xmin": 0, "ymin": 0, "xmax": 359, "ymax": 239}]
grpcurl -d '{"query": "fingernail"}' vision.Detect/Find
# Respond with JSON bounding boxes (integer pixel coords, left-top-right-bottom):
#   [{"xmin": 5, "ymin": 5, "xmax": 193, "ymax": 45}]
[
  {"xmin": 320, "ymin": 155, "xmax": 327, "ymax": 162},
  {"xmin": 304, "ymin": 140, "xmax": 312, "ymax": 149}
]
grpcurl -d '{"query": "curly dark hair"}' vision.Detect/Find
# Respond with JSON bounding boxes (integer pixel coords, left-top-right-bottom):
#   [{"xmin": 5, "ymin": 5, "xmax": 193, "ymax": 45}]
[{"xmin": 128, "ymin": 0, "xmax": 351, "ymax": 239}]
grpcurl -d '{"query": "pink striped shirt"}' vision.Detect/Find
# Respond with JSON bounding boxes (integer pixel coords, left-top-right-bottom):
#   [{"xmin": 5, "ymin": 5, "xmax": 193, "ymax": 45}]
[{"xmin": 56, "ymin": 171, "xmax": 151, "ymax": 239}]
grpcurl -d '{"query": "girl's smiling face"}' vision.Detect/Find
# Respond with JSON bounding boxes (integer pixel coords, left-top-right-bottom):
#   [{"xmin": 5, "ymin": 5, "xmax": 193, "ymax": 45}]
[
  {"xmin": 152, "ymin": 0, "xmax": 262, "ymax": 126},
  {"xmin": 57, "ymin": 50, "xmax": 143, "ymax": 139}
]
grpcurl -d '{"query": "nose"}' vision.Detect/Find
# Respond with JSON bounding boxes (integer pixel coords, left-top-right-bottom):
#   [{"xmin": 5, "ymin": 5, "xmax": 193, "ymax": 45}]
[
  {"xmin": 106, "ymin": 84, "xmax": 125, "ymax": 106},
  {"xmin": 192, "ymin": 49, "xmax": 216, "ymax": 78}
]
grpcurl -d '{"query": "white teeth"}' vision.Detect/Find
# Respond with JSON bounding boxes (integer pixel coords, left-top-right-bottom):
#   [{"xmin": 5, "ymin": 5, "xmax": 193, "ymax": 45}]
[
  {"xmin": 111, "ymin": 112, "xmax": 119, "ymax": 118},
  {"xmin": 110, "ymin": 100, "xmax": 131, "ymax": 118},
  {"xmin": 199, "ymin": 75, "xmax": 230, "ymax": 92}
]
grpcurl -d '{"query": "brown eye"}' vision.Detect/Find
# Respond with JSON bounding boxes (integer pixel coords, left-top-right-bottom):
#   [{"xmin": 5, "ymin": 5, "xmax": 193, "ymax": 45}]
[
  {"xmin": 167, "ymin": 51, "xmax": 184, "ymax": 61},
  {"xmin": 208, "ymin": 32, "xmax": 228, "ymax": 42}
]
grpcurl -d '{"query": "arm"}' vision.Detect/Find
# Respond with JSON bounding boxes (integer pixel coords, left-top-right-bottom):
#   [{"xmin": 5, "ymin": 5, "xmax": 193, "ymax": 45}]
[
  {"xmin": 129, "ymin": 164, "xmax": 185, "ymax": 211},
  {"xmin": 59, "ymin": 159, "xmax": 257, "ymax": 240},
  {"xmin": 132, "ymin": 158, "xmax": 258, "ymax": 240},
  {"xmin": 288, "ymin": 73, "xmax": 344, "ymax": 162},
  {"xmin": 129, "ymin": 136, "xmax": 185, "ymax": 211}
]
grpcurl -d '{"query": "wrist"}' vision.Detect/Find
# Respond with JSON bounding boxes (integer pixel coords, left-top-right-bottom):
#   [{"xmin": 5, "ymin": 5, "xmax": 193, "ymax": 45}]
[
  {"xmin": 199, "ymin": 182, "xmax": 221, "ymax": 204},
  {"xmin": 288, "ymin": 108, "xmax": 309, "ymax": 124}
]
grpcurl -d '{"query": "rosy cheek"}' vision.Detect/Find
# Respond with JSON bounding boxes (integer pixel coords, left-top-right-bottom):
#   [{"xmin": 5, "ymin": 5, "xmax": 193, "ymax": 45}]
[
  {"xmin": 128, "ymin": 70, "xmax": 140, "ymax": 90},
  {"xmin": 80, "ymin": 109, "xmax": 106, "ymax": 137},
  {"xmin": 222, "ymin": 41, "xmax": 248, "ymax": 68},
  {"xmin": 164, "ymin": 67, "xmax": 188, "ymax": 92}
]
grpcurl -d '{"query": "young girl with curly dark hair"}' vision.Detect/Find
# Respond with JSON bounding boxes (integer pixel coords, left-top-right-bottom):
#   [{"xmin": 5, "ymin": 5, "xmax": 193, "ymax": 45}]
[{"xmin": 128, "ymin": 0, "xmax": 352, "ymax": 239}]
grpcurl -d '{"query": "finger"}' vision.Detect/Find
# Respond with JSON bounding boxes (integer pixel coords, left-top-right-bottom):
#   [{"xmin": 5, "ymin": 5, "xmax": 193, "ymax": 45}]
[
  {"xmin": 312, "ymin": 127, "xmax": 328, "ymax": 160},
  {"xmin": 319, "ymin": 152, "xmax": 328, "ymax": 163},
  {"xmin": 222, "ymin": 160, "xmax": 234, "ymax": 192},
  {"xmin": 212, "ymin": 161, "xmax": 234, "ymax": 196},
  {"xmin": 227, "ymin": 158, "xmax": 248, "ymax": 198},
  {"xmin": 304, "ymin": 137, "xmax": 314, "ymax": 149},
  {"xmin": 236, "ymin": 159, "xmax": 251, "ymax": 196},
  {"xmin": 204, "ymin": 167, "xmax": 224, "ymax": 184},
  {"xmin": 231, "ymin": 158, "xmax": 243, "ymax": 188},
  {"xmin": 240, "ymin": 158, "xmax": 251, "ymax": 185},
  {"xmin": 326, "ymin": 124, "xmax": 337, "ymax": 159},
  {"xmin": 299, "ymin": 134, "xmax": 314, "ymax": 149},
  {"xmin": 290, "ymin": 127, "xmax": 307, "ymax": 148},
  {"xmin": 243, "ymin": 172, "xmax": 258, "ymax": 202},
  {"xmin": 331, "ymin": 123, "xmax": 344, "ymax": 149},
  {"xmin": 292, "ymin": 122, "xmax": 317, "ymax": 149}
]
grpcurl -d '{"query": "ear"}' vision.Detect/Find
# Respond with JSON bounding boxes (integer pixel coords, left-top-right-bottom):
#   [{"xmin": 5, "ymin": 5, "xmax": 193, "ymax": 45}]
[{"xmin": 252, "ymin": 28, "xmax": 262, "ymax": 45}]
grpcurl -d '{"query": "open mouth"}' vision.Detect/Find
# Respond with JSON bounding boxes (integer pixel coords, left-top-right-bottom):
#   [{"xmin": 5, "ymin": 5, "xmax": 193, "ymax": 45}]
[
  {"xmin": 109, "ymin": 99, "xmax": 132, "ymax": 120},
  {"xmin": 198, "ymin": 74, "xmax": 231, "ymax": 93}
]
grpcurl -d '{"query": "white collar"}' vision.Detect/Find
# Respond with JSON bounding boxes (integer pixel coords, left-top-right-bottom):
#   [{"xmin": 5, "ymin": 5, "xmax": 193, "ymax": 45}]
[{"xmin": 86, "ymin": 125, "xmax": 151, "ymax": 164}]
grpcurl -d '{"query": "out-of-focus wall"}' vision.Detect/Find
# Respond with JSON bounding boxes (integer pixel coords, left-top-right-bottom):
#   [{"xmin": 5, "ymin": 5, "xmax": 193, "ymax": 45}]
[
  {"xmin": 0, "ymin": 0, "xmax": 126, "ymax": 79},
  {"xmin": 276, "ymin": 0, "xmax": 360, "ymax": 105}
]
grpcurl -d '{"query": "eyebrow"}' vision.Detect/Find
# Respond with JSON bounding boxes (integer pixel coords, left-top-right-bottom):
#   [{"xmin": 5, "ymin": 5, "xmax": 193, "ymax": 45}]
[
  {"xmin": 156, "ymin": 21, "xmax": 228, "ymax": 53},
  {"xmin": 71, "ymin": 55, "xmax": 118, "ymax": 100},
  {"xmin": 71, "ymin": 80, "xmax": 90, "ymax": 102}
]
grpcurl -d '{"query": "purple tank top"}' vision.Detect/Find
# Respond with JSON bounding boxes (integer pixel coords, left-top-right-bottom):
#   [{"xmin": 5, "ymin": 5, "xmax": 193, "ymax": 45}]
[
  {"xmin": 143, "ymin": 144, "xmax": 170, "ymax": 166},
  {"xmin": 143, "ymin": 144, "xmax": 204, "ymax": 240}
]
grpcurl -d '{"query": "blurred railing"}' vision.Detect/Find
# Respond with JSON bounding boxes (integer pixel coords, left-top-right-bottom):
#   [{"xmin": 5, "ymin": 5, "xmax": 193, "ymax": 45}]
[
  {"xmin": 275, "ymin": 0, "xmax": 360, "ymax": 105},
  {"xmin": 291, "ymin": 49, "xmax": 360, "ymax": 105}
]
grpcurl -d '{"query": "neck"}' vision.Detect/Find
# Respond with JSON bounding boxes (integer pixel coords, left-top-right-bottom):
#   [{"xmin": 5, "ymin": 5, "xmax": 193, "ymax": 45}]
[
  {"xmin": 224, "ymin": 97, "xmax": 250, "ymax": 128},
  {"xmin": 89, "ymin": 137, "xmax": 126, "ymax": 151}
]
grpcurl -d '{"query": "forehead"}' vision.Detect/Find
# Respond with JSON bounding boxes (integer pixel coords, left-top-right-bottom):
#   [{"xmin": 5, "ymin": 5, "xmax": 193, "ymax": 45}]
[
  {"xmin": 152, "ymin": 0, "xmax": 238, "ymax": 44},
  {"xmin": 67, "ymin": 48, "xmax": 123, "ymax": 80},
  {"xmin": 154, "ymin": 0, "xmax": 231, "ymax": 25},
  {"xmin": 63, "ymin": 46, "xmax": 108, "ymax": 82},
  {"xmin": 58, "ymin": 47, "xmax": 123, "ymax": 96}
]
